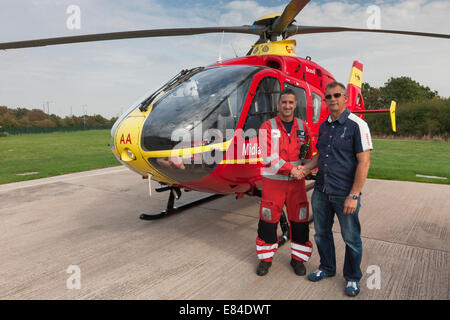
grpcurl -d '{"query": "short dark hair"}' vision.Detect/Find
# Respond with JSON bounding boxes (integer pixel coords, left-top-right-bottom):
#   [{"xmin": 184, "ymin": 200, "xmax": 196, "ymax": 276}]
[
  {"xmin": 278, "ymin": 88, "xmax": 297, "ymax": 101},
  {"xmin": 325, "ymin": 81, "xmax": 346, "ymax": 93}
]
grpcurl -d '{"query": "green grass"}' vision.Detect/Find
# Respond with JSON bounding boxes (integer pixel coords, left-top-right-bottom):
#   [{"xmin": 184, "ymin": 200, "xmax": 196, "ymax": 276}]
[
  {"xmin": 0, "ymin": 130, "xmax": 120, "ymax": 184},
  {"xmin": 0, "ymin": 132, "xmax": 449, "ymax": 185},
  {"xmin": 369, "ymin": 139, "xmax": 450, "ymax": 184}
]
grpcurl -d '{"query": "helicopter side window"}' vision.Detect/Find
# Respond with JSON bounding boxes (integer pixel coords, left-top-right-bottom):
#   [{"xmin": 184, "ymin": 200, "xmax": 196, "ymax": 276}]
[
  {"xmin": 312, "ymin": 92, "xmax": 322, "ymax": 124},
  {"xmin": 243, "ymin": 77, "xmax": 280, "ymax": 137},
  {"xmin": 283, "ymin": 82, "xmax": 307, "ymax": 121},
  {"xmin": 212, "ymin": 81, "xmax": 250, "ymax": 138}
]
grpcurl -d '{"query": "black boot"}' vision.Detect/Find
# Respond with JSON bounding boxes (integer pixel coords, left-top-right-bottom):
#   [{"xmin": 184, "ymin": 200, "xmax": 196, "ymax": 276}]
[
  {"xmin": 256, "ymin": 261, "xmax": 272, "ymax": 276},
  {"xmin": 290, "ymin": 259, "xmax": 306, "ymax": 276}
]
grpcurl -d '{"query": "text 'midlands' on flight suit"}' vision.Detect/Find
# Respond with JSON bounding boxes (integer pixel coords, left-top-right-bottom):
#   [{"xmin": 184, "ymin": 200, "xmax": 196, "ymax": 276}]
[{"xmin": 256, "ymin": 115, "xmax": 313, "ymax": 263}]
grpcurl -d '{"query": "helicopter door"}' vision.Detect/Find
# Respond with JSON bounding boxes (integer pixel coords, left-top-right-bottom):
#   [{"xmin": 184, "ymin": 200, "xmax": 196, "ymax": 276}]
[
  {"xmin": 309, "ymin": 90, "xmax": 325, "ymax": 154},
  {"xmin": 242, "ymin": 76, "xmax": 281, "ymax": 138},
  {"xmin": 232, "ymin": 75, "xmax": 280, "ymax": 168},
  {"xmin": 283, "ymin": 82, "xmax": 308, "ymax": 121}
]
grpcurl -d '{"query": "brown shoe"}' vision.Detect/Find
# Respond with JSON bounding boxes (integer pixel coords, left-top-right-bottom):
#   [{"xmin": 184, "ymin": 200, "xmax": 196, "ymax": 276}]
[{"xmin": 256, "ymin": 261, "xmax": 272, "ymax": 276}]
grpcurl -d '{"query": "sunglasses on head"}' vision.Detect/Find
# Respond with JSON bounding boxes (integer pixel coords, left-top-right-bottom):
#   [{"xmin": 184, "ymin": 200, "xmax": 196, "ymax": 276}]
[{"xmin": 325, "ymin": 93, "xmax": 344, "ymax": 100}]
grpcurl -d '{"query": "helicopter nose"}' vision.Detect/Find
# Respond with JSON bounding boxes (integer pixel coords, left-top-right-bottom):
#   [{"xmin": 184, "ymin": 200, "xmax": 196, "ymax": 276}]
[
  {"xmin": 111, "ymin": 110, "xmax": 181, "ymax": 186},
  {"xmin": 113, "ymin": 114, "xmax": 144, "ymax": 162},
  {"xmin": 140, "ymin": 116, "xmax": 226, "ymax": 184}
]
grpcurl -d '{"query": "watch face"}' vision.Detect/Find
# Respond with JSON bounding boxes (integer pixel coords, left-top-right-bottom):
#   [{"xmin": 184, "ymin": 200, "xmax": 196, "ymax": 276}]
[{"xmin": 352, "ymin": 195, "xmax": 358, "ymax": 200}]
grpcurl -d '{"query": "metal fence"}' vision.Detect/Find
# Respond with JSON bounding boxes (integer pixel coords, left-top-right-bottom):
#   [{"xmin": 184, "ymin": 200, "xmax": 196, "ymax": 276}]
[{"xmin": 0, "ymin": 125, "xmax": 112, "ymax": 135}]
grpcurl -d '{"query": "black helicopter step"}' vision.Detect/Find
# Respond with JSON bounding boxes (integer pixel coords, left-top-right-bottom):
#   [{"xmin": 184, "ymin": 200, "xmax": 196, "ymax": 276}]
[{"xmin": 139, "ymin": 186, "xmax": 224, "ymax": 220}]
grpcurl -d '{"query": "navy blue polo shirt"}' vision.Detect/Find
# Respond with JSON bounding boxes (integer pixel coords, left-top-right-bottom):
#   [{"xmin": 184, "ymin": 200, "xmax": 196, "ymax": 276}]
[{"xmin": 315, "ymin": 108, "xmax": 373, "ymax": 196}]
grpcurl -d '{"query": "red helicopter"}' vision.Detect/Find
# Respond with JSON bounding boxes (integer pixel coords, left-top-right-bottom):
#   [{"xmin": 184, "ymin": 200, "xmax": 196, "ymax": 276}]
[{"xmin": 1, "ymin": 1, "xmax": 448, "ymax": 229}]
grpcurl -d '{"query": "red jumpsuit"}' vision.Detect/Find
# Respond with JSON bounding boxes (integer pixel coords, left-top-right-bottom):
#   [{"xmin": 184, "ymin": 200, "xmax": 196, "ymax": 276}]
[{"xmin": 256, "ymin": 115, "xmax": 313, "ymax": 263}]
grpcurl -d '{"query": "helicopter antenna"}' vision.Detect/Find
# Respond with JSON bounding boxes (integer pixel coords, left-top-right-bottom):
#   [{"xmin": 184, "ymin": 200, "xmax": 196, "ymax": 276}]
[
  {"xmin": 217, "ymin": 31, "xmax": 225, "ymax": 64},
  {"xmin": 230, "ymin": 41, "xmax": 238, "ymax": 58}
]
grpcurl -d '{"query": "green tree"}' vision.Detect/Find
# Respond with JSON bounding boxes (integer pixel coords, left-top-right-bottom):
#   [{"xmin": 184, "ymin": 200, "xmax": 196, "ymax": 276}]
[
  {"xmin": 361, "ymin": 82, "xmax": 383, "ymax": 109},
  {"xmin": 0, "ymin": 113, "xmax": 19, "ymax": 127},
  {"xmin": 109, "ymin": 117, "xmax": 118, "ymax": 125},
  {"xmin": 93, "ymin": 114, "xmax": 107, "ymax": 125},
  {"xmin": 364, "ymin": 99, "xmax": 450, "ymax": 139},
  {"xmin": 50, "ymin": 114, "xmax": 63, "ymax": 127},
  {"xmin": 15, "ymin": 108, "xmax": 29, "ymax": 120},
  {"xmin": 63, "ymin": 116, "xmax": 74, "ymax": 127},
  {"xmin": 28, "ymin": 109, "xmax": 47, "ymax": 122},
  {"xmin": 379, "ymin": 77, "xmax": 439, "ymax": 105}
]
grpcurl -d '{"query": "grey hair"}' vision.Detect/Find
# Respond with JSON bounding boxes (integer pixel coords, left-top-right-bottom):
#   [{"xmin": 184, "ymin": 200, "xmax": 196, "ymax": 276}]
[{"xmin": 325, "ymin": 81, "xmax": 346, "ymax": 93}]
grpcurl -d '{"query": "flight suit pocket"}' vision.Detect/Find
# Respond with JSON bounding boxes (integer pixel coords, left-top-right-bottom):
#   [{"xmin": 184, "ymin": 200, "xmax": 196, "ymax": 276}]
[
  {"xmin": 296, "ymin": 201, "xmax": 309, "ymax": 222},
  {"xmin": 260, "ymin": 200, "xmax": 281, "ymax": 223}
]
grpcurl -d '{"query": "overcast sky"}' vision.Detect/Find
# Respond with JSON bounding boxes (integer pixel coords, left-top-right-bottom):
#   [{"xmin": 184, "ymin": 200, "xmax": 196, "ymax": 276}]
[{"xmin": 0, "ymin": 0, "xmax": 449, "ymax": 119}]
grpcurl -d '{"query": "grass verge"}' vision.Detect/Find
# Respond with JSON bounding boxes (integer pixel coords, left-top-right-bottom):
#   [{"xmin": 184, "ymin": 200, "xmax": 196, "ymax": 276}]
[
  {"xmin": 0, "ymin": 131, "xmax": 448, "ymax": 185},
  {"xmin": 0, "ymin": 130, "xmax": 120, "ymax": 184},
  {"xmin": 369, "ymin": 139, "xmax": 449, "ymax": 184}
]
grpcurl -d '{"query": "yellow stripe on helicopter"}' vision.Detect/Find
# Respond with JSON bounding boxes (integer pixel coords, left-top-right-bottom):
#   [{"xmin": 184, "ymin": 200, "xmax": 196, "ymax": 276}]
[
  {"xmin": 220, "ymin": 158, "xmax": 263, "ymax": 164},
  {"xmin": 141, "ymin": 140, "xmax": 263, "ymax": 165},
  {"xmin": 141, "ymin": 139, "xmax": 233, "ymax": 159}
]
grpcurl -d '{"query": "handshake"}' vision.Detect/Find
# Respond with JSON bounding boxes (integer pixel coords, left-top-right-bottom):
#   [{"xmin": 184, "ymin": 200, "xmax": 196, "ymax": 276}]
[{"xmin": 290, "ymin": 165, "xmax": 307, "ymax": 180}]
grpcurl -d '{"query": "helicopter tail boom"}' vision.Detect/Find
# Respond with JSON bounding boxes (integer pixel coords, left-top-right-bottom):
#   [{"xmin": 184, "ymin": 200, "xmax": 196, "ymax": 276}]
[
  {"xmin": 353, "ymin": 101, "xmax": 397, "ymax": 133},
  {"xmin": 346, "ymin": 61, "xmax": 397, "ymax": 132}
]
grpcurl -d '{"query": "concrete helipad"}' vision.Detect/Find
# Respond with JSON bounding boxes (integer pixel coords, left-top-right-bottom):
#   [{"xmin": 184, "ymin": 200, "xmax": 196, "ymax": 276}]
[{"xmin": 0, "ymin": 167, "xmax": 448, "ymax": 300}]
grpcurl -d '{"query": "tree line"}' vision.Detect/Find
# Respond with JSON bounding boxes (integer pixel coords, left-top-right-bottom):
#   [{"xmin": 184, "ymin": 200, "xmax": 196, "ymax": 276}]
[
  {"xmin": 362, "ymin": 77, "xmax": 449, "ymax": 139},
  {"xmin": 0, "ymin": 106, "xmax": 118, "ymax": 132},
  {"xmin": 1, "ymin": 76, "xmax": 449, "ymax": 139}
]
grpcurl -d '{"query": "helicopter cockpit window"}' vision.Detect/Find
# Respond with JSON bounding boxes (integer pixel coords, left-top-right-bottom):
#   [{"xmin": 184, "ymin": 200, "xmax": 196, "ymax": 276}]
[
  {"xmin": 141, "ymin": 65, "xmax": 262, "ymax": 183},
  {"xmin": 142, "ymin": 65, "xmax": 261, "ymax": 150},
  {"xmin": 312, "ymin": 92, "xmax": 322, "ymax": 124},
  {"xmin": 243, "ymin": 77, "xmax": 280, "ymax": 137},
  {"xmin": 283, "ymin": 82, "xmax": 307, "ymax": 121}
]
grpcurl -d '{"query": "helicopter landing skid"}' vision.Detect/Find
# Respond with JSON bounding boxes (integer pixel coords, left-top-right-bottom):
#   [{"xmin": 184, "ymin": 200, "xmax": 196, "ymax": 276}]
[{"xmin": 139, "ymin": 186, "xmax": 223, "ymax": 220}]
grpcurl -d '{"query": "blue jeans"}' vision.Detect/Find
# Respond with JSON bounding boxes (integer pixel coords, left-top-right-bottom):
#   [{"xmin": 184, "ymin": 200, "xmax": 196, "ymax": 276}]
[{"xmin": 311, "ymin": 189, "xmax": 362, "ymax": 281}]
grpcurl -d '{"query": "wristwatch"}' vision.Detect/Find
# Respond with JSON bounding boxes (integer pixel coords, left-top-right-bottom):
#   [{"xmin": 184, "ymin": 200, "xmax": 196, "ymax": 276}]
[{"xmin": 349, "ymin": 193, "xmax": 359, "ymax": 200}]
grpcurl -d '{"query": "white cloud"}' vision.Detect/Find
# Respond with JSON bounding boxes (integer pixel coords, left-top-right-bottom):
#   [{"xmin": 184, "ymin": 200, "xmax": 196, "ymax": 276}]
[{"xmin": 0, "ymin": 0, "xmax": 449, "ymax": 119}]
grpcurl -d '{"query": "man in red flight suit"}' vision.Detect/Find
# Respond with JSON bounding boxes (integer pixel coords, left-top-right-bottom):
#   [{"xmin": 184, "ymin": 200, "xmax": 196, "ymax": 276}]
[{"xmin": 256, "ymin": 88, "xmax": 313, "ymax": 276}]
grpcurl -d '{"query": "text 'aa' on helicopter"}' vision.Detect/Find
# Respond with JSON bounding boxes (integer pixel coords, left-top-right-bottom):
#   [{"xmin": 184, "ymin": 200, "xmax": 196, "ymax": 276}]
[{"xmin": 2, "ymin": 0, "xmax": 449, "ymax": 225}]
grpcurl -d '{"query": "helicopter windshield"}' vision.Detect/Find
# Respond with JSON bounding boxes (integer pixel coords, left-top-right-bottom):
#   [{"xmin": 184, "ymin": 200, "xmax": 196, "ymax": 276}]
[
  {"xmin": 142, "ymin": 65, "xmax": 262, "ymax": 152},
  {"xmin": 141, "ymin": 64, "xmax": 263, "ymax": 183}
]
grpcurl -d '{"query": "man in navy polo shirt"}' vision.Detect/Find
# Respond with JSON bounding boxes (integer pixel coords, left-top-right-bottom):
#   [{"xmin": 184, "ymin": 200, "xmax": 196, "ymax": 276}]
[{"xmin": 299, "ymin": 81, "xmax": 372, "ymax": 297}]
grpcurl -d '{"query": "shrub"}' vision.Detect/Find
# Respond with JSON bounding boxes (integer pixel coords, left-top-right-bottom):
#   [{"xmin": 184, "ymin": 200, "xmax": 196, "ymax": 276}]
[{"xmin": 364, "ymin": 99, "xmax": 450, "ymax": 139}]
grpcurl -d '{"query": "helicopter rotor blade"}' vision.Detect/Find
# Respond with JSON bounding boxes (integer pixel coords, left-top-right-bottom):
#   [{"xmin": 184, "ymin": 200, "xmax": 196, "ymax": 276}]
[
  {"xmin": 286, "ymin": 25, "xmax": 450, "ymax": 39},
  {"xmin": 272, "ymin": 0, "xmax": 310, "ymax": 36},
  {"xmin": 0, "ymin": 26, "xmax": 267, "ymax": 50}
]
